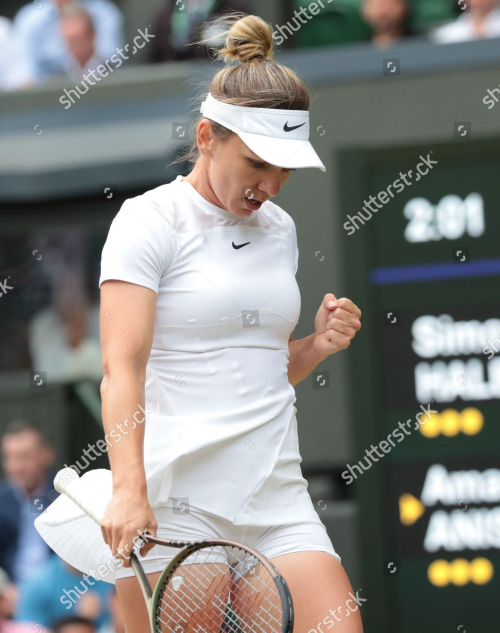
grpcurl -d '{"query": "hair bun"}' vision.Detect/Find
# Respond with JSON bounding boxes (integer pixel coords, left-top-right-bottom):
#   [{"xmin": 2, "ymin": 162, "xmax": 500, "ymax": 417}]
[{"xmin": 207, "ymin": 13, "xmax": 274, "ymax": 64}]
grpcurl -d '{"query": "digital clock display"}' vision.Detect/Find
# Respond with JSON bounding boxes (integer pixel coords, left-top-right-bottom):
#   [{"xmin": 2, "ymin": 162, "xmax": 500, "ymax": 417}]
[{"xmin": 340, "ymin": 138, "xmax": 500, "ymax": 632}]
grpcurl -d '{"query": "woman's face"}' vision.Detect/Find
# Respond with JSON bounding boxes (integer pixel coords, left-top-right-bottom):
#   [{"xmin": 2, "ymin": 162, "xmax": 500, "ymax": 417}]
[
  {"xmin": 363, "ymin": 0, "xmax": 408, "ymax": 31},
  {"xmin": 201, "ymin": 121, "xmax": 295, "ymax": 217}
]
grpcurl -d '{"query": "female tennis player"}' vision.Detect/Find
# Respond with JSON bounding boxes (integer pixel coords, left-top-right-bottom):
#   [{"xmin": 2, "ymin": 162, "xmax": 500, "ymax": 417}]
[{"xmin": 40, "ymin": 12, "xmax": 363, "ymax": 633}]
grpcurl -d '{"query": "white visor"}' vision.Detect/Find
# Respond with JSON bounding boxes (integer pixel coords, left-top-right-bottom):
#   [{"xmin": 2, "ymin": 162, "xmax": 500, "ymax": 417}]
[{"xmin": 199, "ymin": 93, "xmax": 326, "ymax": 172}]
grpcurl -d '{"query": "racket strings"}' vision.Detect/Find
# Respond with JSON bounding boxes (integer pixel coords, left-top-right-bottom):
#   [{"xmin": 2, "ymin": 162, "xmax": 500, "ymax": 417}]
[
  {"xmin": 157, "ymin": 546, "xmax": 232, "ymax": 633},
  {"xmin": 155, "ymin": 544, "xmax": 283, "ymax": 633}
]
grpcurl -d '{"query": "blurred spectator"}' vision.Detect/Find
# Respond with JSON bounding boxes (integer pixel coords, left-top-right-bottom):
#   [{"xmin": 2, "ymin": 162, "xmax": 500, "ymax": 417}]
[
  {"xmin": 0, "ymin": 17, "xmax": 32, "ymax": 90},
  {"xmin": 0, "ymin": 567, "xmax": 50, "ymax": 632},
  {"xmin": 431, "ymin": 0, "xmax": 500, "ymax": 43},
  {"xmin": 0, "ymin": 419, "xmax": 56, "ymax": 617},
  {"xmin": 16, "ymin": 557, "xmax": 112, "ymax": 630},
  {"xmin": 29, "ymin": 266, "xmax": 102, "ymax": 383},
  {"xmin": 53, "ymin": 615, "xmax": 96, "ymax": 633},
  {"xmin": 11, "ymin": 0, "xmax": 124, "ymax": 87},
  {"xmin": 146, "ymin": 1, "xmax": 251, "ymax": 63},
  {"xmin": 362, "ymin": 0, "xmax": 413, "ymax": 47},
  {"xmin": 59, "ymin": 2, "xmax": 103, "ymax": 80},
  {"xmin": 97, "ymin": 591, "xmax": 123, "ymax": 633}
]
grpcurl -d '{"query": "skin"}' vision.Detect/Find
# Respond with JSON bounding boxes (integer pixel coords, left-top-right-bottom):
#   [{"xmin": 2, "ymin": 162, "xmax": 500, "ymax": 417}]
[
  {"xmin": 1, "ymin": 429, "xmax": 54, "ymax": 495},
  {"xmin": 101, "ymin": 120, "xmax": 362, "ymax": 631},
  {"xmin": 59, "ymin": 13, "xmax": 96, "ymax": 69},
  {"xmin": 362, "ymin": 0, "xmax": 409, "ymax": 46},
  {"xmin": 0, "ymin": 430, "xmax": 55, "ymax": 617},
  {"xmin": 468, "ymin": 0, "xmax": 500, "ymax": 36},
  {"xmin": 182, "ymin": 118, "xmax": 296, "ymax": 216},
  {"xmin": 55, "ymin": 625, "xmax": 95, "ymax": 633},
  {"xmin": 107, "ymin": 590, "xmax": 125, "ymax": 633},
  {"xmin": 469, "ymin": 0, "xmax": 499, "ymax": 15},
  {"xmin": 63, "ymin": 309, "xmax": 89, "ymax": 349}
]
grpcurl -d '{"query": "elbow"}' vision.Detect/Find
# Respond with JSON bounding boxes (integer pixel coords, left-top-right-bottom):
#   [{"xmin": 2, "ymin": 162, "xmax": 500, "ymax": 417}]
[
  {"xmin": 100, "ymin": 367, "xmax": 109, "ymax": 398},
  {"xmin": 99, "ymin": 362, "xmax": 146, "ymax": 396}
]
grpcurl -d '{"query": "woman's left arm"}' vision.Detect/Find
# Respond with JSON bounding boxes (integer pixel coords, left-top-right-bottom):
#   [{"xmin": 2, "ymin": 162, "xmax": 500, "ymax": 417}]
[{"xmin": 287, "ymin": 293, "xmax": 362, "ymax": 388}]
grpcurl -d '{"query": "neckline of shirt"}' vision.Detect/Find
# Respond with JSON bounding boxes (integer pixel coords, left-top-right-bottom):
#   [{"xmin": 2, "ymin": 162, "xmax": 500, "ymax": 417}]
[{"xmin": 174, "ymin": 175, "xmax": 256, "ymax": 221}]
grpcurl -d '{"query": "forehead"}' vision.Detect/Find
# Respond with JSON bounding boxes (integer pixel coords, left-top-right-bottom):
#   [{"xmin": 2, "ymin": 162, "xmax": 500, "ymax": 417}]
[
  {"xmin": 2, "ymin": 430, "xmax": 41, "ymax": 448},
  {"xmin": 61, "ymin": 12, "xmax": 93, "ymax": 29}
]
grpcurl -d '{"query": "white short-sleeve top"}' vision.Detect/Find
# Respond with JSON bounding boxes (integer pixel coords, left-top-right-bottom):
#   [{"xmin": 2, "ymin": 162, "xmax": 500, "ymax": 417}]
[{"xmin": 99, "ymin": 175, "xmax": 318, "ymax": 526}]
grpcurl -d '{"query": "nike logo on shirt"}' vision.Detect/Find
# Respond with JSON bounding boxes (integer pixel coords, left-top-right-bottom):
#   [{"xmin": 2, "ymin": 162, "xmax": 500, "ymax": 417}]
[
  {"xmin": 232, "ymin": 241, "xmax": 250, "ymax": 249},
  {"xmin": 283, "ymin": 121, "xmax": 306, "ymax": 132}
]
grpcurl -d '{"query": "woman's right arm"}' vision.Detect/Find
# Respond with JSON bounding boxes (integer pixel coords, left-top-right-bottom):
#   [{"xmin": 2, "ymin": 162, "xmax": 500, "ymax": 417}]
[{"xmin": 99, "ymin": 278, "xmax": 159, "ymax": 567}]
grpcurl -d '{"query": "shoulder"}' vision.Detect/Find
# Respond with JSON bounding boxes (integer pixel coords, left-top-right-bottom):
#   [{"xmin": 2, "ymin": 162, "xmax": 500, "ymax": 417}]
[
  {"xmin": 0, "ymin": 17, "xmax": 11, "ymax": 35},
  {"xmin": 0, "ymin": 482, "xmax": 18, "ymax": 533},
  {"xmin": 127, "ymin": 181, "xmax": 180, "ymax": 219},
  {"xmin": 0, "ymin": 480, "xmax": 16, "ymax": 502},
  {"xmin": 110, "ymin": 183, "xmax": 178, "ymax": 237},
  {"xmin": 101, "ymin": 184, "xmax": 178, "ymax": 285},
  {"xmin": 13, "ymin": 3, "xmax": 50, "ymax": 29},
  {"xmin": 431, "ymin": 16, "xmax": 469, "ymax": 43}
]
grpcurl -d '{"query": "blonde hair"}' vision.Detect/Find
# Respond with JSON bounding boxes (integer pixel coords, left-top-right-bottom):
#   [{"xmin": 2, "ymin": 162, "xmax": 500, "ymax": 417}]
[{"xmin": 170, "ymin": 12, "xmax": 312, "ymax": 168}]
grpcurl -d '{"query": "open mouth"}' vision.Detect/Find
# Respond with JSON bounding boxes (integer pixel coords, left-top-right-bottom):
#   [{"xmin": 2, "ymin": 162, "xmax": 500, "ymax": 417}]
[{"xmin": 244, "ymin": 197, "xmax": 263, "ymax": 209}]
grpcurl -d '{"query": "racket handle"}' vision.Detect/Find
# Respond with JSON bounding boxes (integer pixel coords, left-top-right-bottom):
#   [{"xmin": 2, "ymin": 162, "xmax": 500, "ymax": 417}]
[{"xmin": 54, "ymin": 467, "xmax": 105, "ymax": 525}]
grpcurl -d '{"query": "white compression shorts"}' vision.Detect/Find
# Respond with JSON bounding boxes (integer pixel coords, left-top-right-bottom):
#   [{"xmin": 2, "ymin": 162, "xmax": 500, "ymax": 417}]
[{"xmin": 114, "ymin": 504, "xmax": 341, "ymax": 581}]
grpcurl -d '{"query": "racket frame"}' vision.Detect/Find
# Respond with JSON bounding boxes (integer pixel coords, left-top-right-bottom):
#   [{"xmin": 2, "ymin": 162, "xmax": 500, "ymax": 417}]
[
  {"xmin": 132, "ymin": 534, "xmax": 294, "ymax": 633},
  {"xmin": 52, "ymin": 469, "xmax": 294, "ymax": 633}
]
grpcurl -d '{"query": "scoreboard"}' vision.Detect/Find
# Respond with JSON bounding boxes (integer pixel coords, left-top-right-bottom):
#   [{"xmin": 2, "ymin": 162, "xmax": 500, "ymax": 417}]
[{"xmin": 338, "ymin": 137, "xmax": 500, "ymax": 632}]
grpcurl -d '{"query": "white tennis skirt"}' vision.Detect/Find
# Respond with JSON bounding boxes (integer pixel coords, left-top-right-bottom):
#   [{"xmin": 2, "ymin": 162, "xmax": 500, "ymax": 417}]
[{"xmin": 35, "ymin": 469, "xmax": 340, "ymax": 585}]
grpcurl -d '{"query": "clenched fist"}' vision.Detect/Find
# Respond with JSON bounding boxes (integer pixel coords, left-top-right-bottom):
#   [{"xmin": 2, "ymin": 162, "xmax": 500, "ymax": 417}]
[{"xmin": 312, "ymin": 293, "xmax": 361, "ymax": 357}]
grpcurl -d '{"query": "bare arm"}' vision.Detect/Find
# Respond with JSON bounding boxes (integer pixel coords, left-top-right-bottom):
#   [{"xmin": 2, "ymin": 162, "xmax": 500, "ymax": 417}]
[
  {"xmin": 99, "ymin": 279, "xmax": 159, "ymax": 565},
  {"xmin": 287, "ymin": 332, "xmax": 329, "ymax": 388},
  {"xmin": 287, "ymin": 294, "xmax": 362, "ymax": 387}
]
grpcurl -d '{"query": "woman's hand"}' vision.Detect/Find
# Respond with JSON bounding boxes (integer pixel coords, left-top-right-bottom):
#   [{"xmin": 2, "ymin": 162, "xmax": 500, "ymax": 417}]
[
  {"xmin": 101, "ymin": 486, "xmax": 158, "ymax": 568},
  {"xmin": 312, "ymin": 293, "xmax": 361, "ymax": 357}
]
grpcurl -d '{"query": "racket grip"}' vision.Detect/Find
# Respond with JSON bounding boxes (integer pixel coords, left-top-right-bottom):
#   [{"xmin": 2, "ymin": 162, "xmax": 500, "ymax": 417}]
[{"xmin": 54, "ymin": 467, "xmax": 105, "ymax": 525}]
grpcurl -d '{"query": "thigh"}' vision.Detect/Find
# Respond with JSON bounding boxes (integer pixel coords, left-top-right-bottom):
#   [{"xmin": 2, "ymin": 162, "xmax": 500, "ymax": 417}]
[
  {"xmin": 115, "ymin": 505, "xmax": 232, "ymax": 633},
  {"xmin": 116, "ymin": 570, "xmax": 162, "ymax": 633},
  {"xmin": 230, "ymin": 518, "xmax": 351, "ymax": 633},
  {"xmin": 229, "ymin": 558, "xmax": 284, "ymax": 633},
  {"xmin": 116, "ymin": 562, "xmax": 232, "ymax": 633},
  {"xmin": 158, "ymin": 559, "xmax": 231, "ymax": 633},
  {"xmin": 271, "ymin": 551, "xmax": 364, "ymax": 633}
]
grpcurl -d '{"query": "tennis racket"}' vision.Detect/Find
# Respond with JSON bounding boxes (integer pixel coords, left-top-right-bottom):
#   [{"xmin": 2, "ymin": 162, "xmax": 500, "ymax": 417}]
[{"xmin": 54, "ymin": 468, "xmax": 294, "ymax": 633}]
